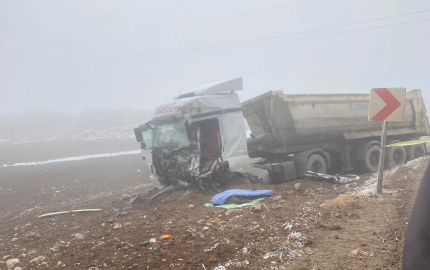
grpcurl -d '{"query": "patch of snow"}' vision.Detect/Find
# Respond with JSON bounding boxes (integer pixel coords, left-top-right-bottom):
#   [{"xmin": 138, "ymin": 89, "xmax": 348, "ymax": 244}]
[
  {"xmin": 404, "ymin": 156, "xmax": 426, "ymax": 170},
  {"xmin": 355, "ymin": 157, "xmax": 428, "ymax": 197},
  {"xmin": 2, "ymin": 150, "xmax": 141, "ymax": 167},
  {"xmin": 0, "ymin": 125, "xmax": 136, "ymax": 145},
  {"xmin": 212, "ymin": 260, "xmax": 242, "ymax": 270},
  {"xmin": 287, "ymin": 231, "xmax": 306, "ymax": 248},
  {"xmin": 282, "ymin": 222, "xmax": 293, "ymax": 230}
]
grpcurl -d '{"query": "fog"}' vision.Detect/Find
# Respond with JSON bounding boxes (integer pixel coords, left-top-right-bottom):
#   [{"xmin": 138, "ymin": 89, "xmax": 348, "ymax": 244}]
[{"xmin": 1, "ymin": 0, "xmax": 430, "ymax": 138}]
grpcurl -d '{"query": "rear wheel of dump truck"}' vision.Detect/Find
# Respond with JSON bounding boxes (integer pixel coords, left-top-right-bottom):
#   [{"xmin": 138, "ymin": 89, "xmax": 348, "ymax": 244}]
[
  {"xmin": 306, "ymin": 154, "xmax": 327, "ymax": 174},
  {"xmin": 386, "ymin": 140, "xmax": 406, "ymax": 167},
  {"xmin": 406, "ymin": 144, "xmax": 426, "ymax": 160},
  {"xmin": 360, "ymin": 144, "xmax": 381, "ymax": 173}
]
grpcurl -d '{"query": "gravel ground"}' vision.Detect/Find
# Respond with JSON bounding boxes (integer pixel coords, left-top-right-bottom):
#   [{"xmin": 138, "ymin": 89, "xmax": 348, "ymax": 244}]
[{"xmin": 0, "ymin": 139, "xmax": 426, "ymax": 269}]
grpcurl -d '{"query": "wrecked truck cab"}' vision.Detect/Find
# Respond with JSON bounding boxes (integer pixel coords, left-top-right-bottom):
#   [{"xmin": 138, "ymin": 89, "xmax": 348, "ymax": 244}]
[
  {"xmin": 134, "ymin": 117, "xmax": 201, "ymax": 188},
  {"xmin": 134, "ymin": 77, "xmax": 256, "ymax": 190}
]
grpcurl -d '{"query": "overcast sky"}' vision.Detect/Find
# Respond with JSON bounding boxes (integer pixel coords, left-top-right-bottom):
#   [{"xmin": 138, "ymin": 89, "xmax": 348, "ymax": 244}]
[{"xmin": 1, "ymin": 0, "xmax": 429, "ymax": 116}]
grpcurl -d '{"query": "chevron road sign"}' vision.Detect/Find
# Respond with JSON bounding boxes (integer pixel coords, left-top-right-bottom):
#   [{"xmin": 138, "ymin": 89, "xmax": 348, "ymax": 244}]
[{"xmin": 369, "ymin": 88, "xmax": 406, "ymax": 122}]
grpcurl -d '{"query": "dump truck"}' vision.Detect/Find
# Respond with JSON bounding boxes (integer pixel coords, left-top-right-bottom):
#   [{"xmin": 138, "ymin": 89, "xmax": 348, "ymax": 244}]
[{"xmin": 134, "ymin": 78, "xmax": 429, "ymax": 190}]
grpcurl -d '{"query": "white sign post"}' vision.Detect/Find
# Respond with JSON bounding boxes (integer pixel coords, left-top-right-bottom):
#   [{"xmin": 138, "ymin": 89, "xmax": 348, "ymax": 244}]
[{"xmin": 369, "ymin": 88, "xmax": 406, "ymax": 194}]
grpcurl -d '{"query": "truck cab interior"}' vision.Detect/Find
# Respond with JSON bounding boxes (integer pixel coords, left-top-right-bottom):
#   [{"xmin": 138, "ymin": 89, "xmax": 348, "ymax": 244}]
[{"xmin": 191, "ymin": 118, "xmax": 222, "ymax": 173}]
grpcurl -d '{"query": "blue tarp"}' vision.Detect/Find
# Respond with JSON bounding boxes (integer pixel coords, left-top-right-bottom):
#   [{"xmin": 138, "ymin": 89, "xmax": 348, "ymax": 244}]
[{"xmin": 211, "ymin": 189, "xmax": 274, "ymax": 205}]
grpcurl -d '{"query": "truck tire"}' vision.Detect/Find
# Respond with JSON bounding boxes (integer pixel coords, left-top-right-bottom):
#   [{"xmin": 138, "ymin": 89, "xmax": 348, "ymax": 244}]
[
  {"xmin": 387, "ymin": 145, "xmax": 406, "ymax": 167},
  {"xmin": 407, "ymin": 144, "xmax": 426, "ymax": 160},
  {"xmin": 306, "ymin": 154, "xmax": 327, "ymax": 174},
  {"xmin": 360, "ymin": 144, "xmax": 381, "ymax": 173}
]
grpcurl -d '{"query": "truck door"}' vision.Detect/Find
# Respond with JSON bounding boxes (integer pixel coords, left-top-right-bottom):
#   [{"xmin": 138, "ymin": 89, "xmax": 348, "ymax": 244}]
[
  {"xmin": 141, "ymin": 128, "xmax": 155, "ymax": 173},
  {"xmin": 134, "ymin": 122, "xmax": 155, "ymax": 174}
]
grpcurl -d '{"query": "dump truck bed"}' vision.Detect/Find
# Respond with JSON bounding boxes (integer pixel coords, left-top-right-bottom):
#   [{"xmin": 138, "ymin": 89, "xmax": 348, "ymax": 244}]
[{"xmin": 242, "ymin": 90, "xmax": 429, "ymax": 148}]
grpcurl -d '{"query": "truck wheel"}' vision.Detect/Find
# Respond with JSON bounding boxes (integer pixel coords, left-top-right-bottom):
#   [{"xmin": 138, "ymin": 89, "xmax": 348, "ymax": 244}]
[
  {"xmin": 360, "ymin": 145, "xmax": 381, "ymax": 173},
  {"xmin": 408, "ymin": 144, "xmax": 426, "ymax": 160},
  {"xmin": 306, "ymin": 154, "xmax": 327, "ymax": 174},
  {"xmin": 387, "ymin": 146, "xmax": 406, "ymax": 167}
]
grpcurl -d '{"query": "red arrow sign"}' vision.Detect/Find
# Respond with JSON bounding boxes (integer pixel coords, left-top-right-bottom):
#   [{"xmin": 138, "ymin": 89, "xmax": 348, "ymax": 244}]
[{"xmin": 370, "ymin": 88, "xmax": 402, "ymax": 121}]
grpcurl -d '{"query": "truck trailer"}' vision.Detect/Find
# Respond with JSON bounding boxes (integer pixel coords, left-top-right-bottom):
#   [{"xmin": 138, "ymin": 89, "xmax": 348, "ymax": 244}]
[{"xmin": 134, "ymin": 78, "xmax": 429, "ymax": 190}]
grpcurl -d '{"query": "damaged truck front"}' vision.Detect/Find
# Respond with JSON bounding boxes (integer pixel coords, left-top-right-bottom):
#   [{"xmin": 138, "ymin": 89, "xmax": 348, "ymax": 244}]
[{"xmin": 134, "ymin": 78, "xmax": 262, "ymax": 190}]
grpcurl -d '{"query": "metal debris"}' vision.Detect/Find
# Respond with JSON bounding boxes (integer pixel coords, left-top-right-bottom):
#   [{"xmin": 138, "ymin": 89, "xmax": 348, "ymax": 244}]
[
  {"xmin": 149, "ymin": 181, "xmax": 189, "ymax": 200},
  {"xmin": 122, "ymin": 193, "xmax": 139, "ymax": 211},
  {"xmin": 107, "ymin": 208, "xmax": 121, "ymax": 223},
  {"xmin": 305, "ymin": 171, "xmax": 360, "ymax": 184},
  {"xmin": 38, "ymin": 209, "xmax": 102, "ymax": 218}
]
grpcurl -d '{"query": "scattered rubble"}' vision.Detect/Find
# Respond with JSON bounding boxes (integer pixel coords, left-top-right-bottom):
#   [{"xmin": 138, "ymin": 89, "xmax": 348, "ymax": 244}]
[
  {"xmin": 6, "ymin": 258, "xmax": 20, "ymax": 269},
  {"xmin": 250, "ymin": 203, "xmax": 262, "ymax": 212},
  {"xmin": 121, "ymin": 194, "xmax": 132, "ymax": 200},
  {"xmin": 0, "ymin": 152, "xmax": 426, "ymax": 269},
  {"xmin": 50, "ymin": 243, "xmax": 62, "ymax": 252},
  {"xmin": 24, "ymin": 231, "xmax": 40, "ymax": 242},
  {"xmin": 29, "ymin": 256, "xmax": 46, "ymax": 265},
  {"xmin": 351, "ymin": 247, "xmax": 375, "ymax": 256},
  {"xmin": 74, "ymin": 233, "xmax": 85, "ymax": 240}
]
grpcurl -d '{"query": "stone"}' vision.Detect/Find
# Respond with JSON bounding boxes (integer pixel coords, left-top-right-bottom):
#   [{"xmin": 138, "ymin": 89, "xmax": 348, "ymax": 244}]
[
  {"xmin": 57, "ymin": 261, "xmax": 62, "ymax": 266},
  {"xmin": 3, "ymin": 255, "xmax": 10, "ymax": 260},
  {"xmin": 294, "ymin": 183, "xmax": 301, "ymax": 191},
  {"xmin": 29, "ymin": 256, "xmax": 46, "ymax": 265},
  {"xmin": 113, "ymin": 223, "xmax": 122, "ymax": 229},
  {"xmin": 15, "ymin": 267, "xmax": 23, "ymax": 270},
  {"xmin": 51, "ymin": 243, "xmax": 62, "ymax": 252},
  {"xmin": 74, "ymin": 233, "xmax": 85, "ymax": 240},
  {"xmin": 149, "ymin": 238, "xmax": 156, "ymax": 244},
  {"xmin": 188, "ymin": 205, "xmax": 194, "ymax": 209},
  {"xmin": 121, "ymin": 194, "xmax": 132, "ymax": 200},
  {"xmin": 6, "ymin": 258, "xmax": 20, "ymax": 269},
  {"xmin": 24, "ymin": 231, "xmax": 41, "ymax": 242},
  {"xmin": 250, "ymin": 203, "xmax": 263, "ymax": 212},
  {"xmin": 11, "ymin": 238, "xmax": 18, "ymax": 242},
  {"xmin": 202, "ymin": 226, "xmax": 209, "ymax": 231},
  {"xmin": 224, "ymin": 210, "xmax": 235, "ymax": 216}
]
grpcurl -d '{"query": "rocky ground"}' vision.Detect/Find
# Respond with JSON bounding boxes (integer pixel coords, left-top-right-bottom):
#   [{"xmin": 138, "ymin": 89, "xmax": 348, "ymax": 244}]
[{"xmin": 0, "ymin": 138, "xmax": 427, "ymax": 269}]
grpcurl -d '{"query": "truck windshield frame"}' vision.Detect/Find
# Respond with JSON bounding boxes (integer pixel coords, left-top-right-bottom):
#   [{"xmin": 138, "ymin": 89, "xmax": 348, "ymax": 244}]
[{"xmin": 142, "ymin": 118, "xmax": 190, "ymax": 149}]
